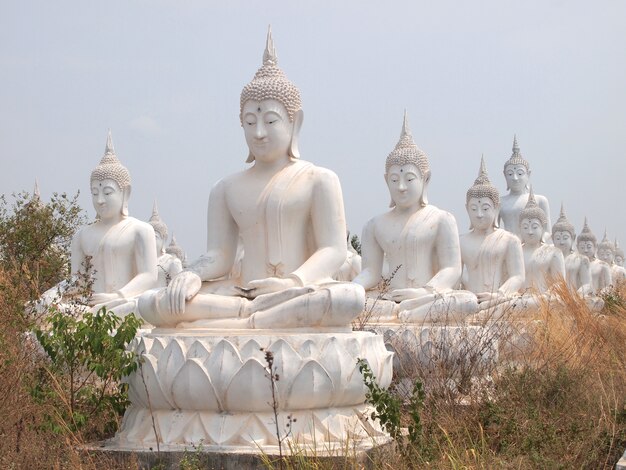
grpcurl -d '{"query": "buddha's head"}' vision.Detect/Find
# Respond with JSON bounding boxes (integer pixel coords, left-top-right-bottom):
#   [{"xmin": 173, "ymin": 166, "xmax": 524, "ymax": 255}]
[
  {"xmin": 385, "ymin": 111, "xmax": 430, "ymax": 209},
  {"xmin": 597, "ymin": 230, "xmax": 615, "ymax": 264},
  {"xmin": 166, "ymin": 233, "xmax": 186, "ymax": 264},
  {"xmin": 90, "ymin": 131, "xmax": 131, "ymax": 221},
  {"xmin": 519, "ymin": 187, "xmax": 546, "ymax": 246},
  {"xmin": 614, "ymin": 240, "xmax": 624, "ymax": 267},
  {"xmin": 577, "ymin": 218, "xmax": 597, "ymax": 260},
  {"xmin": 551, "ymin": 203, "xmax": 576, "ymax": 256},
  {"xmin": 466, "ymin": 156, "xmax": 500, "ymax": 231},
  {"xmin": 503, "ymin": 135, "xmax": 530, "ymax": 193},
  {"xmin": 149, "ymin": 201, "xmax": 168, "ymax": 255},
  {"xmin": 240, "ymin": 27, "xmax": 303, "ymax": 164}
]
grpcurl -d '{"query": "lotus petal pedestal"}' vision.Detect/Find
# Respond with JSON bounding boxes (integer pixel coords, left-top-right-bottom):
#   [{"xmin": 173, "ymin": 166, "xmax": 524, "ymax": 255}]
[{"xmin": 110, "ymin": 328, "xmax": 393, "ymax": 456}]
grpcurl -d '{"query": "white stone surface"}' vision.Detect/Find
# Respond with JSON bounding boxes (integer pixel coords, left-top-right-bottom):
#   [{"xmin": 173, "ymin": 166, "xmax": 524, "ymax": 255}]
[
  {"xmin": 577, "ymin": 219, "xmax": 612, "ymax": 293},
  {"xmin": 113, "ymin": 330, "xmax": 392, "ymax": 452},
  {"xmin": 354, "ymin": 112, "xmax": 477, "ymax": 323}
]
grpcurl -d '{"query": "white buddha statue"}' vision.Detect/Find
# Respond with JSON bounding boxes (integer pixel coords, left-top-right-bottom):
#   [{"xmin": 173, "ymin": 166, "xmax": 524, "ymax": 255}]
[
  {"xmin": 353, "ymin": 112, "xmax": 477, "ymax": 323},
  {"xmin": 577, "ymin": 219, "xmax": 612, "ymax": 293},
  {"xmin": 499, "ymin": 136, "xmax": 551, "ymax": 240},
  {"xmin": 551, "ymin": 204, "xmax": 592, "ymax": 294},
  {"xmin": 165, "ymin": 233, "xmax": 186, "ymax": 266},
  {"xmin": 138, "ymin": 29, "xmax": 364, "ymax": 329},
  {"xmin": 46, "ymin": 132, "xmax": 159, "ymax": 317},
  {"xmin": 460, "ymin": 157, "xmax": 525, "ymax": 311},
  {"xmin": 148, "ymin": 201, "xmax": 183, "ymax": 287},
  {"xmin": 519, "ymin": 188, "xmax": 565, "ymax": 295},
  {"xmin": 615, "ymin": 240, "xmax": 625, "ymax": 268},
  {"xmin": 597, "ymin": 231, "xmax": 626, "ymax": 284}
]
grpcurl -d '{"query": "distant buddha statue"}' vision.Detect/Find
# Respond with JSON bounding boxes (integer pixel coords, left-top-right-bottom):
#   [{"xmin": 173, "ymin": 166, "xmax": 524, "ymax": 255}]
[
  {"xmin": 353, "ymin": 112, "xmax": 477, "ymax": 323},
  {"xmin": 43, "ymin": 132, "xmax": 158, "ymax": 316},
  {"xmin": 597, "ymin": 231, "xmax": 626, "ymax": 283},
  {"xmin": 577, "ymin": 219, "xmax": 612, "ymax": 293},
  {"xmin": 615, "ymin": 240, "xmax": 625, "ymax": 268},
  {"xmin": 460, "ymin": 157, "xmax": 524, "ymax": 311},
  {"xmin": 499, "ymin": 136, "xmax": 551, "ymax": 240},
  {"xmin": 138, "ymin": 29, "xmax": 364, "ymax": 329},
  {"xmin": 334, "ymin": 232, "xmax": 362, "ymax": 282},
  {"xmin": 519, "ymin": 188, "xmax": 565, "ymax": 295},
  {"xmin": 148, "ymin": 201, "xmax": 183, "ymax": 287},
  {"xmin": 551, "ymin": 204, "xmax": 592, "ymax": 294},
  {"xmin": 165, "ymin": 233, "xmax": 186, "ymax": 266}
]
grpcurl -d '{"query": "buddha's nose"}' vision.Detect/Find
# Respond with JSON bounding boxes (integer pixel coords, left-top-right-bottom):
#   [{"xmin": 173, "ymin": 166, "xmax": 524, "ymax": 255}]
[{"xmin": 254, "ymin": 122, "xmax": 267, "ymax": 139}]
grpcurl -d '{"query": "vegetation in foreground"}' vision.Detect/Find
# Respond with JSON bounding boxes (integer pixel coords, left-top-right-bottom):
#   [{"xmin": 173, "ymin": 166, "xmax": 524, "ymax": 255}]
[{"xmin": 1, "ymin": 189, "xmax": 626, "ymax": 469}]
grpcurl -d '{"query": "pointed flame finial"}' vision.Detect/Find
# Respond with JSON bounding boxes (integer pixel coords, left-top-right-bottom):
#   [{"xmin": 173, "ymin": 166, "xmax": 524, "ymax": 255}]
[
  {"xmin": 479, "ymin": 154, "xmax": 487, "ymax": 177},
  {"xmin": 33, "ymin": 178, "xmax": 41, "ymax": 200},
  {"xmin": 559, "ymin": 202, "xmax": 566, "ymax": 218},
  {"xmin": 401, "ymin": 109, "xmax": 411, "ymax": 138},
  {"xmin": 527, "ymin": 185, "xmax": 536, "ymax": 205},
  {"xmin": 263, "ymin": 25, "xmax": 278, "ymax": 65},
  {"xmin": 512, "ymin": 134, "xmax": 519, "ymax": 154},
  {"xmin": 151, "ymin": 199, "xmax": 159, "ymax": 219},
  {"xmin": 105, "ymin": 129, "xmax": 115, "ymax": 155}
]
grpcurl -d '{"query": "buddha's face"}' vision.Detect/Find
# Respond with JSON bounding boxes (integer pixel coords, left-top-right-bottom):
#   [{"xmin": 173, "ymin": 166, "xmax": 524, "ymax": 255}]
[
  {"xmin": 520, "ymin": 217, "xmax": 543, "ymax": 245},
  {"xmin": 615, "ymin": 254, "xmax": 624, "ymax": 267},
  {"xmin": 155, "ymin": 232, "xmax": 165, "ymax": 255},
  {"xmin": 553, "ymin": 230, "xmax": 573, "ymax": 255},
  {"xmin": 597, "ymin": 247, "xmax": 614, "ymax": 264},
  {"xmin": 386, "ymin": 163, "xmax": 424, "ymax": 210},
  {"xmin": 242, "ymin": 99, "xmax": 293, "ymax": 164},
  {"xmin": 466, "ymin": 197, "xmax": 497, "ymax": 232},
  {"xmin": 91, "ymin": 178, "xmax": 124, "ymax": 221},
  {"xmin": 577, "ymin": 240, "xmax": 596, "ymax": 259},
  {"xmin": 504, "ymin": 164, "xmax": 529, "ymax": 193}
]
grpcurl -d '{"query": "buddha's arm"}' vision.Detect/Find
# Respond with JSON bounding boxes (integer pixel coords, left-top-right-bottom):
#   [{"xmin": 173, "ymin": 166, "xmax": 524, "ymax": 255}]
[
  {"xmin": 353, "ymin": 219, "xmax": 383, "ymax": 290},
  {"xmin": 289, "ymin": 170, "xmax": 347, "ymax": 285},
  {"xmin": 538, "ymin": 196, "xmax": 552, "ymax": 235},
  {"xmin": 189, "ymin": 180, "xmax": 238, "ymax": 281},
  {"xmin": 579, "ymin": 256, "xmax": 592, "ymax": 288},
  {"xmin": 117, "ymin": 224, "xmax": 158, "ymax": 299},
  {"xmin": 499, "ymin": 236, "xmax": 525, "ymax": 295},
  {"xmin": 428, "ymin": 212, "xmax": 463, "ymax": 290},
  {"xmin": 548, "ymin": 250, "xmax": 566, "ymax": 286}
]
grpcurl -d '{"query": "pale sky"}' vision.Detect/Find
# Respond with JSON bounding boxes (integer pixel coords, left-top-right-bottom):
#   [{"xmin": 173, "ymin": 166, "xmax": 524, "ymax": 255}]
[{"xmin": 1, "ymin": 1, "xmax": 625, "ymax": 259}]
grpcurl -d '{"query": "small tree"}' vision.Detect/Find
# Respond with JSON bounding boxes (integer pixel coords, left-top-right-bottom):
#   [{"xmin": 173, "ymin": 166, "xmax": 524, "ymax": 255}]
[{"xmin": 350, "ymin": 233, "xmax": 362, "ymax": 256}]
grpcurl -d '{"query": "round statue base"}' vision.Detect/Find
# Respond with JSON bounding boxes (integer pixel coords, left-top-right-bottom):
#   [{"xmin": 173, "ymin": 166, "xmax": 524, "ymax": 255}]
[{"xmin": 110, "ymin": 328, "xmax": 393, "ymax": 455}]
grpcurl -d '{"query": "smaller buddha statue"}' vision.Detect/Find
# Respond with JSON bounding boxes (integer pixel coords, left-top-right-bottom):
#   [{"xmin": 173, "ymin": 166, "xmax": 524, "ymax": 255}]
[
  {"xmin": 499, "ymin": 136, "xmax": 551, "ymax": 240},
  {"xmin": 518, "ymin": 188, "xmax": 565, "ymax": 300},
  {"xmin": 577, "ymin": 219, "xmax": 612, "ymax": 293},
  {"xmin": 460, "ymin": 157, "xmax": 525, "ymax": 311},
  {"xmin": 551, "ymin": 203, "xmax": 592, "ymax": 294},
  {"xmin": 615, "ymin": 240, "xmax": 625, "ymax": 268},
  {"xmin": 597, "ymin": 231, "xmax": 626, "ymax": 284},
  {"xmin": 165, "ymin": 233, "xmax": 186, "ymax": 266},
  {"xmin": 42, "ymin": 132, "xmax": 158, "ymax": 317},
  {"xmin": 148, "ymin": 201, "xmax": 183, "ymax": 287},
  {"xmin": 334, "ymin": 232, "xmax": 362, "ymax": 282},
  {"xmin": 354, "ymin": 112, "xmax": 477, "ymax": 323}
]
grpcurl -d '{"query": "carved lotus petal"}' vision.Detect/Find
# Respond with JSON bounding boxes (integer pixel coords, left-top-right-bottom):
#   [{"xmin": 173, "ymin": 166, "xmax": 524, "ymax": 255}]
[
  {"xmin": 172, "ymin": 359, "xmax": 221, "ymax": 411},
  {"xmin": 340, "ymin": 362, "xmax": 368, "ymax": 405},
  {"xmin": 239, "ymin": 338, "xmax": 264, "ymax": 361},
  {"xmin": 236, "ymin": 414, "xmax": 275, "ymax": 446},
  {"xmin": 286, "ymin": 360, "xmax": 334, "ymax": 409},
  {"xmin": 159, "ymin": 338, "xmax": 186, "ymax": 385},
  {"xmin": 132, "ymin": 355, "xmax": 175, "ymax": 409},
  {"xmin": 298, "ymin": 339, "xmax": 319, "ymax": 359},
  {"xmin": 207, "ymin": 413, "xmax": 249, "ymax": 445},
  {"xmin": 319, "ymin": 337, "xmax": 350, "ymax": 388},
  {"xmin": 205, "ymin": 339, "xmax": 243, "ymax": 398},
  {"xmin": 166, "ymin": 411, "xmax": 210, "ymax": 444},
  {"xmin": 187, "ymin": 340, "xmax": 210, "ymax": 359},
  {"xmin": 267, "ymin": 339, "xmax": 302, "ymax": 406},
  {"xmin": 224, "ymin": 358, "xmax": 272, "ymax": 412},
  {"xmin": 148, "ymin": 336, "xmax": 167, "ymax": 356}
]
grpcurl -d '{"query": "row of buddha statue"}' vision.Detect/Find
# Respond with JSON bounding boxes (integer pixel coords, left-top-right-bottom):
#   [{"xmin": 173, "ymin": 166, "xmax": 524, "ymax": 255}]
[{"xmin": 43, "ymin": 28, "xmax": 624, "ymax": 329}]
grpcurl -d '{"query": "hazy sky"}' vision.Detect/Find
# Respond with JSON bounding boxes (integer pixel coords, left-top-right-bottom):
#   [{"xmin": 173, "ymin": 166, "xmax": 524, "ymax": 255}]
[{"xmin": 1, "ymin": 1, "xmax": 625, "ymax": 259}]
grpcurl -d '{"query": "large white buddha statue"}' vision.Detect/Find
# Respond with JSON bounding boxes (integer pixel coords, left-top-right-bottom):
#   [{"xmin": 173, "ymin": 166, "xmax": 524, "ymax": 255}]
[
  {"xmin": 148, "ymin": 201, "xmax": 183, "ymax": 287},
  {"xmin": 551, "ymin": 204, "xmax": 592, "ymax": 294},
  {"xmin": 353, "ymin": 112, "xmax": 477, "ymax": 323},
  {"xmin": 460, "ymin": 157, "xmax": 525, "ymax": 311},
  {"xmin": 597, "ymin": 231, "xmax": 626, "ymax": 283},
  {"xmin": 577, "ymin": 219, "xmax": 612, "ymax": 293},
  {"xmin": 58, "ymin": 132, "xmax": 158, "ymax": 316},
  {"xmin": 499, "ymin": 136, "xmax": 551, "ymax": 240},
  {"xmin": 138, "ymin": 30, "xmax": 364, "ymax": 329},
  {"xmin": 519, "ymin": 188, "xmax": 565, "ymax": 294}
]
